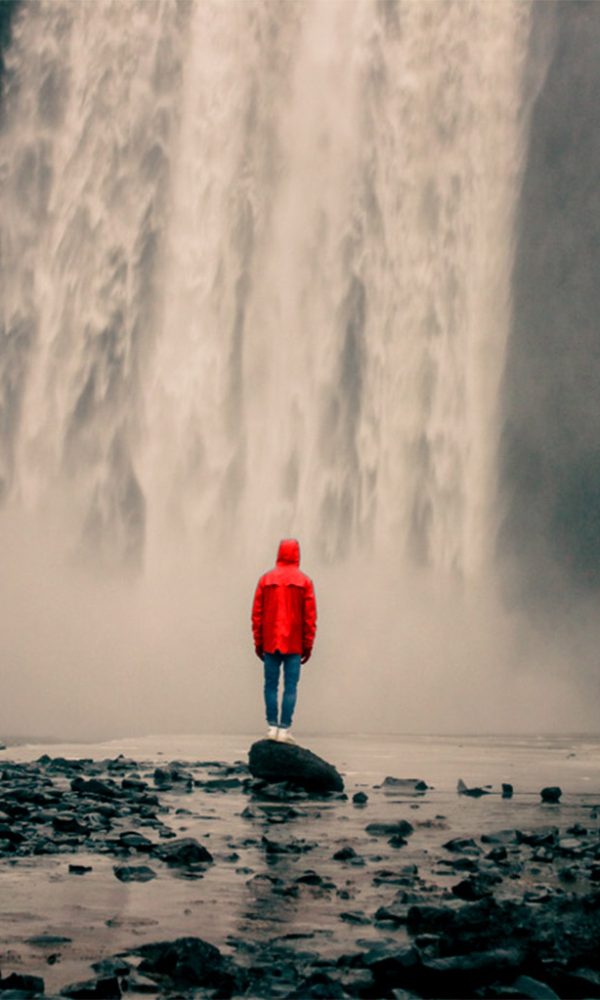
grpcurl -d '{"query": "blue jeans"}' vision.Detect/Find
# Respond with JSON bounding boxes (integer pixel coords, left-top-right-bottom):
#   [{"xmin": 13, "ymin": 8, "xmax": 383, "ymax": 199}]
[{"xmin": 263, "ymin": 651, "xmax": 301, "ymax": 729}]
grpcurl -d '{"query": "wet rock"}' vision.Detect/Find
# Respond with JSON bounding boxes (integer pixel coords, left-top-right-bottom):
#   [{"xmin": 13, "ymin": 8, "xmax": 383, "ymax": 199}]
[
  {"xmin": 366, "ymin": 819, "xmax": 414, "ymax": 838},
  {"xmin": 288, "ymin": 971, "xmax": 347, "ymax": 998},
  {"xmin": 71, "ymin": 777, "xmax": 121, "ymax": 799},
  {"xmin": 113, "ymin": 864, "xmax": 157, "ymax": 882},
  {"xmin": 0, "ymin": 974, "xmax": 45, "ymax": 995},
  {"xmin": 510, "ymin": 974, "xmax": 560, "ymax": 999},
  {"xmin": 27, "ymin": 934, "xmax": 72, "ymax": 947},
  {"xmin": 153, "ymin": 837, "xmax": 213, "ymax": 866},
  {"xmin": 502, "ymin": 783, "xmax": 514, "ymax": 798},
  {"xmin": 52, "ymin": 813, "xmax": 90, "ymax": 835},
  {"xmin": 262, "ymin": 835, "xmax": 314, "ymax": 855},
  {"xmin": 540, "ymin": 786, "xmax": 562, "ymax": 803},
  {"xmin": 248, "ymin": 739, "xmax": 344, "ymax": 793},
  {"xmin": 68, "ymin": 863, "xmax": 93, "ymax": 875},
  {"xmin": 382, "ymin": 777, "xmax": 428, "ymax": 794},
  {"xmin": 352, "ymin": 791, "xmax": 368, "ymax": 805},
  {"xmin": 60, "ymin": 976, "xmax": 121, "ymax": 998},
  {"xmin": 340, "ymin": 910, "xmax": 371, "ymax": 925},
  {"xmin": 420, "ymin": 948, "xmax": 523, "ymax": 989},
  {"xmin": 452, "ymin": 872, "xmax": 502, "ymax": 900},
  {"xmin": 516, "ymin": 828, "xmax": 558, "ymax": 847},
  {"xmin": 119, "ymin": 830, "xmax": 153, "ymax": 851},
  {"xmin": 442, "ymin": 837, "xmax": 482, "ymax": 855},
  {"xmin": 374, "ymin": 903, "xmax": 409, "ymax": 924},
  {"xmin": 333, "ymin": 845, "xmax": 358, "ymax": 861},
  {"xmin": 457, "ymin": 778, "xmax": 492, "ymax": 797},
  {"xmin": 132, "ymin": 936, "xmax": 240, "ymax": 992}
]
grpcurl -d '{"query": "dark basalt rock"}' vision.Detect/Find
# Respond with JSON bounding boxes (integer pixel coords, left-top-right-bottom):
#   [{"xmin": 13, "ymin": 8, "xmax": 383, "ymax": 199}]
[
  {"xmin": 248, "ymin": 739, "xmax": 344, "ymax": 793},
  {"xmin": 0, "ymin": 973, "xmax": 45, "ymax": 995},
  {"xmin": 132, "ymin": 936, "xmax": 240, "ymax": 992},
  {"xmin": 60, "ymin": 976, "xmax": 121, "ymax": 998},
  {"xmin": 153, "ymin": 837, "xmax": 213, "ymax": 866},
  {"xmin": 541, "ymin": 786, "xmax": 562, "ymax": 803},
  {"xmin": 113, "ymin": 864, "xmax": 157, "ymax": 882},
  {"xmin": 365, "ymin": 820, "xmax": 414, "ymax": 838},
  {"xmin": 352, "ymin": 791, "xmax": 368, "ymax": 804},
  {"xmin": 457, "ymin": 778, "xmax": 492, "ymax": 797}
]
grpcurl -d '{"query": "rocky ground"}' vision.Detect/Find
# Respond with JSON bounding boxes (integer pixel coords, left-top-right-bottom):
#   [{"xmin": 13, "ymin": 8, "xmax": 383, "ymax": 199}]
[{"xmin": 0, "ymin": 741, "xmax": 599, "ymax": 998}]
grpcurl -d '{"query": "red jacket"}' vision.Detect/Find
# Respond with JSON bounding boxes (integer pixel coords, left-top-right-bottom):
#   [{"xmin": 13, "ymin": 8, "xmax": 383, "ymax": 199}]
[{"xmin": 252, "ymin": 539, "xmax": 317, "ymax": 656}]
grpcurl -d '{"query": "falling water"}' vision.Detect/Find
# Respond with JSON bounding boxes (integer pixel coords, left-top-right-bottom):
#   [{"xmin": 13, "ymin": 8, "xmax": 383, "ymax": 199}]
[
  {"xmin": 0, "ymin": 0, "xmax": 534, "ymax": 573},
  {"xmin": 5, "ymin": 1, "xmax": 589, "ymax": 740}
]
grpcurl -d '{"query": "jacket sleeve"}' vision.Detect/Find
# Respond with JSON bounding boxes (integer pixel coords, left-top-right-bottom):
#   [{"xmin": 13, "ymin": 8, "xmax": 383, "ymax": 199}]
[
  {"xmin": 251, "ymin": 577, "xmax": 264, "ymax": 649},
  {"xmin": 302, "ymin": 578, "xmax": 317, "ymax": 652}
]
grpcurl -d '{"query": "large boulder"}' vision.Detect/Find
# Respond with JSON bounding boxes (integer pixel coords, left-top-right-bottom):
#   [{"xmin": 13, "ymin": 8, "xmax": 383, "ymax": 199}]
[{"xmin": 248, "ymin": 739, "xmax": 344, "ymax": 793}]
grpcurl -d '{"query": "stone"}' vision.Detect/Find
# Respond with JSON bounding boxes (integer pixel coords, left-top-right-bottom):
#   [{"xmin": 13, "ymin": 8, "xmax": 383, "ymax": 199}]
[
  {"xmin": 502, "ymin": 783, "xmax": 514, "ymax": 798},
  {"xmin": 69, "ymin": 863, "xmax": 93, "ymax": 875},
  {"xmin": 352, "ymin": 791, "xmax": 368, "ymax": 805},
  {"xmin": 113, "ymin": 864, "xmax": 157, "ymax": 882},
  {"xmin": 248, "ymin": 739, "xmax": 344, "ymax": 793},
  {"xmin": 132, "ymin": 936, "xmax": 240, "ymax": 992},
  {"xmin": 60, "ymin": 976, "xmax": 121, "ymax": 998},
  {"xmin": 365, "ymin": 820, "xmax": 414, "ymax": 838},
  {"xmin": 71, "ymin": 777, "xmax": 120, "ymax": 799},
  {"xmin": 442, "ymin": 837, "xmax": 482, "ymax": 855},
  {"xmin": 457, "ymin": 778, "xmax": 491, "ymax": 797},
  {"xmin": 0, "ymin": 974, "xmax": 45, "ymax": 994},
  {"xmin": 540, "ymin": 786, "xmax": 562, "ymax": 803},
  {"xmin": 382, "ymin": 777, "xmax": 428, "ymax": 794},
  {"xmin": 153, "ymin": 837, "xmax": 213, "ymax": 866},
  {"xmin": 333, "ymin": 845, "xmax": 358, "ymax": 861},
  {"xmin": 510, "ymin": 974, "xmax": 560, "ymax": 999}
]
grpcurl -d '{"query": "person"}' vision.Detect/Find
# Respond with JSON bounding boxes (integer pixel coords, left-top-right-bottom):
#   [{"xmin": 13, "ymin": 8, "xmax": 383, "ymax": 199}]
[{"xmin": 251, "ymin": 538, "xmax": 317, "ymax": 742}]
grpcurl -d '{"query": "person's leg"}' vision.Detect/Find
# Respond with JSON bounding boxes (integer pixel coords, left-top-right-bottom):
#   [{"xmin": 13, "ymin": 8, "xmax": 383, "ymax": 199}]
[
  {"xmin": 280, "ymin": 654, "xmax": 301, "ymax": 730},
  {"xmin": 263, "ymin": 653, "xmax": 281, "ymax": 727}
]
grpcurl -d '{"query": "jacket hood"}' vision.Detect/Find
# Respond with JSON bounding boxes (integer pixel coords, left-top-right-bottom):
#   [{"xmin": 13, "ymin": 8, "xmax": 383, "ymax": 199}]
[{"xmin": 276, "ymin": 538, "xmax": 300, "ymax": 566}]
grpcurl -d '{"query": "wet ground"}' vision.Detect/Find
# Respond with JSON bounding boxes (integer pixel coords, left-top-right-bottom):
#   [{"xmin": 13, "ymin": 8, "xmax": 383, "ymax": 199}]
[{"xmin": 1, "ymin": 733, "xmax": 599, "ymax": 997}]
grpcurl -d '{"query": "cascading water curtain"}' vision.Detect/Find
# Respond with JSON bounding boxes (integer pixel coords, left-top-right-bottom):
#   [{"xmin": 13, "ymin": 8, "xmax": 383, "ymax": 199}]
[{"xmin": 0, "ymin": 0, "xmax": 533, "ymax": 577}]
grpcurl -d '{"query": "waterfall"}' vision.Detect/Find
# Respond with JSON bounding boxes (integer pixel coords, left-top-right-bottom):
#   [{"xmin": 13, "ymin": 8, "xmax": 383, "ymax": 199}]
[
  {"xmin": 8, "ymin": 1, "xmax": 590, "ymax": 740},
  {"xmin": 0, "ymin": 0, "xmax": 533, "ymax": 576}
]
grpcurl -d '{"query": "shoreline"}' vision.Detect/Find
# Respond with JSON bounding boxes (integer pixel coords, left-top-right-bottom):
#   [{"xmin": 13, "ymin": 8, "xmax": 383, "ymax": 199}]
[{"xmin": 1, "ymin": 737, "xmax": 599, "ymax": 998}]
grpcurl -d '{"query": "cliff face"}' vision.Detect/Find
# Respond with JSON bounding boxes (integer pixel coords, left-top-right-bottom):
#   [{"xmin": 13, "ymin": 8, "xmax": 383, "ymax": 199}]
[{"xmin": 501, "ymin": 1, "xmax": 600, "ymax": 601}]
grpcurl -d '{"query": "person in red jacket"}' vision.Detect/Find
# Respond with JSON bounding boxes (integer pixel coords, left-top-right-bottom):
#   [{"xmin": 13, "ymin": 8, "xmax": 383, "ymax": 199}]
[{"xmin": 251, "ymin": 538, "xmax": 317, "ymax": 742}]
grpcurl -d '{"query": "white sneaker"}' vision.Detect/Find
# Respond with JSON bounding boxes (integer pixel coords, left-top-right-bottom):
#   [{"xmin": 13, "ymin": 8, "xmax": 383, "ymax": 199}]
[
  {"xmin": 266, "ymin": 726, "xmax": 279, "ymax": 740},
  {"xmin": 277, "ymin": 728, "xmax": 296, "ymax": 743}
]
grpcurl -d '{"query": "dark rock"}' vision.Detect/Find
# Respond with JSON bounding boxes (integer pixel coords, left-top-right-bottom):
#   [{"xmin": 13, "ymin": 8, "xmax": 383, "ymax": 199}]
[
  {"xmin": 374, "ymin": 903, "xmax": 409, "ymax": 924},
  {"xmin": 262, "ymin": 835, "xmax": 314, "ymax": 855},
  {"xmin": 510, "ymin": 974, "xmax": 560, "ymax": 999},
  {"xmin": 382, "ymin": 777, "xmax": 428, "ymax": 794},
  {"xmin": 486, "ymin": 846, "xmax": 508, "ymax": 863},
  {"xmin": 352, "ymin": 791, "xmax": 368, "ymax": 805},
  {"xmin": 502, "ymin": 783, "xmax": 514, "ymax": 798},
  {"xmin": 452, "ymin": 873, "xmax": 501, "ymax": 900},
  {"xmin": 442, "ymin": 837, "xmax": 482, "ymax": 854},
  {"xmin": 52, "ymin": 813, "xmax": 90, "ymax": 835},
  {"xmin": 71, "ymin": 777, "xmax": 120, "ymax": 799},
  {"xmin": 366, "ymin": 820, "xmax": 414, "ymax": 838},
  {"xmin": 333, "ymin": 845, "xmax": 357, "ymax": 861},
  {"xmin": 340, "ymin": 910, "xmax": 371, "ymax": 925},
  {"xmin": 540, "ymin": 786, "xmax": 562, "ymax": 803},
  {"xmin": 113, "ymin": 864, "xmax": 157, "ymax": 882},
  {"xmin": 132, "ymin": 936, "xmax": 239, "ymax": 992},
  {"xmin": 388, "ymin": 834, "xmax": 408, "ymax": 848},
  {"xmin": 248, "ymin": 739, "xmax": 344, "ymax": 793},
  {"xmin": 420, "ymin": 948, "xmax": 523, "ymax": 987},
  {"xmin": 0, "ymin": 974, "xmax": 45, "ymax": 994},
  {"xmin": 69, "ymin": 864, "xmax": 93, "ymax": 875},
  {"xmin": 119, "ymin": 830, "xmax": 153, "ymax": 851},
  {"xmin": 27, "ymin": 934, "xmax": 72, "ymax": 947},
  {"xmin": 457, "ymin": 778, "xmax": 491, "ymax": 797},
  {"xmin": 153, "ymin": 837, "xmax": 213, "ymax": 866},
  {"xmin": 516, "ymin": 828, "xmax": 558, "ymax": 847},
  {"xmin": 60, "ymin": 976, "xmax": 121, "ymax": 998}
]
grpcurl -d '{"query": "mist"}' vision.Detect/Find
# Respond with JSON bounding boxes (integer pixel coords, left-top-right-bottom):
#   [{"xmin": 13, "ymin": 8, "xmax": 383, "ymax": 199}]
[{"xmin": 0, "ymin": 1, "xmax": 599, "ymax": 742}]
